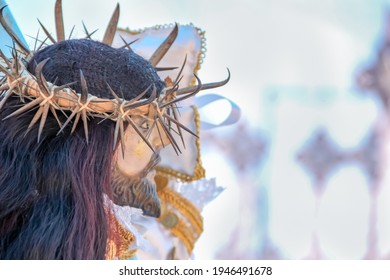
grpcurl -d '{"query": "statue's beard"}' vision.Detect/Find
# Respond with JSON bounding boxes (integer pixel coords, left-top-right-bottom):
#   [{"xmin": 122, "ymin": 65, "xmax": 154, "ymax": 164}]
[{"xmin": 111, "ymin": 153, "xmax": 161, "ymax": 218}]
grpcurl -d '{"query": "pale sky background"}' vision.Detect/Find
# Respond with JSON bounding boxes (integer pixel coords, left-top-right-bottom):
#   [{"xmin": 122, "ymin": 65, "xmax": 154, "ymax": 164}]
[
  {"xmin": 5, "ymin": 0, "xmax": 388, "ymax": 128},
  {"xmin": 3, "ymin": 0, "xmax": 390, "ymax": 259}
]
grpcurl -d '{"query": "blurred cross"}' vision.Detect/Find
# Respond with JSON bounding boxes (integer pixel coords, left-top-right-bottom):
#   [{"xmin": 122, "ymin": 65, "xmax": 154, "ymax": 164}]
[
  {"xmin": 296, "ymin": 129, "xmax": 346, "ymax": 193},
  {"xmin": 356, "ymin": 11, "xmax": 390, "ymax": 111},
  {"xmin": 297, "ymin": 128, "xmax": 382, "ymax": 194}
]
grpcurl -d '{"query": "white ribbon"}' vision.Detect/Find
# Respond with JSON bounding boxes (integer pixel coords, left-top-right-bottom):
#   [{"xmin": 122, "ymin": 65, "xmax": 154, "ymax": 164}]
[{"xmin": 195, "ymin": 93, "xmax": 241, "ymax": 129}]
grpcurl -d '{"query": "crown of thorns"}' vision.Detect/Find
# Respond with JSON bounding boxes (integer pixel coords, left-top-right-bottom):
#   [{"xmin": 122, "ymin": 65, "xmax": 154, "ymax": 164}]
[{"xmin": 0, "ymin": 1, "xmax": 229, "ymax": 155}]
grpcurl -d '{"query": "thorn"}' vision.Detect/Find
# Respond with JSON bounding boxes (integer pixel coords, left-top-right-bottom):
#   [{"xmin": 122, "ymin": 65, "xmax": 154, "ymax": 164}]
[
  {"xmin": 36, "ymin": 35, "xmax": 50, "ymax": 51},
  {"xmin": 0, "ymin": 49, "xmax": 12, "ymax": 69},
  {"xmin": 37, "ymin": 19, "xmax": 56, "ymax": 43},
  {"xmin": 79, "ymin": 69, "xmax": 88, "ymax": 103},
  {"xmin": 3, "ymin": 96, "xmax": 43, "ymax": 120},
  {"xmin": 149, "ymin": 23, "xmax": 179, "ymax": 66},
  {"xmin": 82, "ymin": 21, "xmax": 98, "ymax": 39},
  {"xmin": 113, "ymin": 117, "xmax": 120, "ymax": 150},
  {"xmin": 119, "ymin": 118, "xmax": 125, "ymax": 157},
  {"xmin": 68, "ymin": 25, "xmax": 75, "ymax": 40},
  {"xmin": 124, "ymin": 85, "xmax": 157, "ymax": 110},
  {"xmin": 155, "ymin": 66, "xmax": 178, "ymax": 72},
  {"xmin": 33, "ymin": 29, "xmax": 40, "ymax": 52},
  {"xmin": 119, "ymin": 35, "xmax": 138, "ymax": 50},
  {"xmin": 161, "ymin": 74, "xmax": 202, "ymax": 108},
  {"xmin": 26, "ymin": 105, "xmax": 44, "ymax": 139},
  {"xmin": 176, "ymin": 68, "xmax": 230, "ymax": 95},
  {"xmin": 163, "ymin": 112, "xmax": 198, "ymax": 138},
  {"xmin": 0, "ymin": 84, "xmax": 17, "ymax": 111},
  {"xmin": 37, "ymin": 104, "xmax": 50, "ymax": 143},
  {"xmin": 50, "ymin": 105, "xmax": 62, "ymax": 128},
  {"xmin": 155, "ymin": 119, "xmax": 165, "ymax": 149},
  {"xmin": 174, "ymin": 54, "xmax": 187, "ymax": 84},
  {"xmin": 81, "ymin": 110, "xmax": 89, "ymax": 143},
  {"xmin": 71, "ymin": 113, "xmax": 81, "ymax": 134},
  {"xmin": 102, "ymin": 3, "xmax": 120, "ymax": 46},
  {"xmin": 157, "ymin": 114, "xmax": 181, "ymax": 154},
  {"xmin": 126, "ymin": 85, "xmax": 151, "ymax": 105},
  {"xmin": 55, "ymin": 0, "xmax": 65, "ymax": 41},
  {"xmin": 57, "ymin": 110, "xmax": 77, "ymax": 135},
  {"xmin": 34, "ymin": 58, "xmax": 51, "ymax": 96}
]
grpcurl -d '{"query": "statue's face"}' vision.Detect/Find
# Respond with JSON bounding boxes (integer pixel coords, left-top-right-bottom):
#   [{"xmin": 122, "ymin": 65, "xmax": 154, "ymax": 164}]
[{"xmin": 112, "ymin": 116, "xmax": 170, "ymax": 217}]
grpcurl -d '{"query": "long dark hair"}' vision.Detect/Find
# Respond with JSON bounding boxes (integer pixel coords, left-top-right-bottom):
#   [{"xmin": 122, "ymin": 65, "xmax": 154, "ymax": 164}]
[
  {"xmin": 0, "ymin": 97, "xmax": 115, "ymax": 259},
  {"xmin": 0, "ymin": 39, "xmax": 163, "ymax": 259}
]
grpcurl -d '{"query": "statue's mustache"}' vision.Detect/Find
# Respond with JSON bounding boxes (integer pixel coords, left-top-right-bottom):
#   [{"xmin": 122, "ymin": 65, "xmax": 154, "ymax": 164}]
[{"xmin": 111, "ymin": 152, "xmax": 162, "ymax": 217}]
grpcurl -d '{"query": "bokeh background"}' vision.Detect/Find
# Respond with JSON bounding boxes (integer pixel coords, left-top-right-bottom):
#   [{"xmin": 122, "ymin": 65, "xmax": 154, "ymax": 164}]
[{"xmin": 3, "ymin": 0, "xmax": 390, "ymax": 259}]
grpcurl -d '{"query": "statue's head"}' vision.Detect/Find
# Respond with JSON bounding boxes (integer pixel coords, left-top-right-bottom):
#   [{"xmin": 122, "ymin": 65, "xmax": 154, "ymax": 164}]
[
  {"xmin": 0, "ymin": 1, "xmax": 228, "ymax": 259},
  {"xmin": 26, "ymin": 38, "xmax": 167, "ymax": 218}
]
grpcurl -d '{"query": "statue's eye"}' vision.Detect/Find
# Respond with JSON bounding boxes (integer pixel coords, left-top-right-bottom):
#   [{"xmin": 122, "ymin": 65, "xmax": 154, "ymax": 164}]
[{"xmin": 140, "ymin": 121, "xmax": 149, "ymax": 130}]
